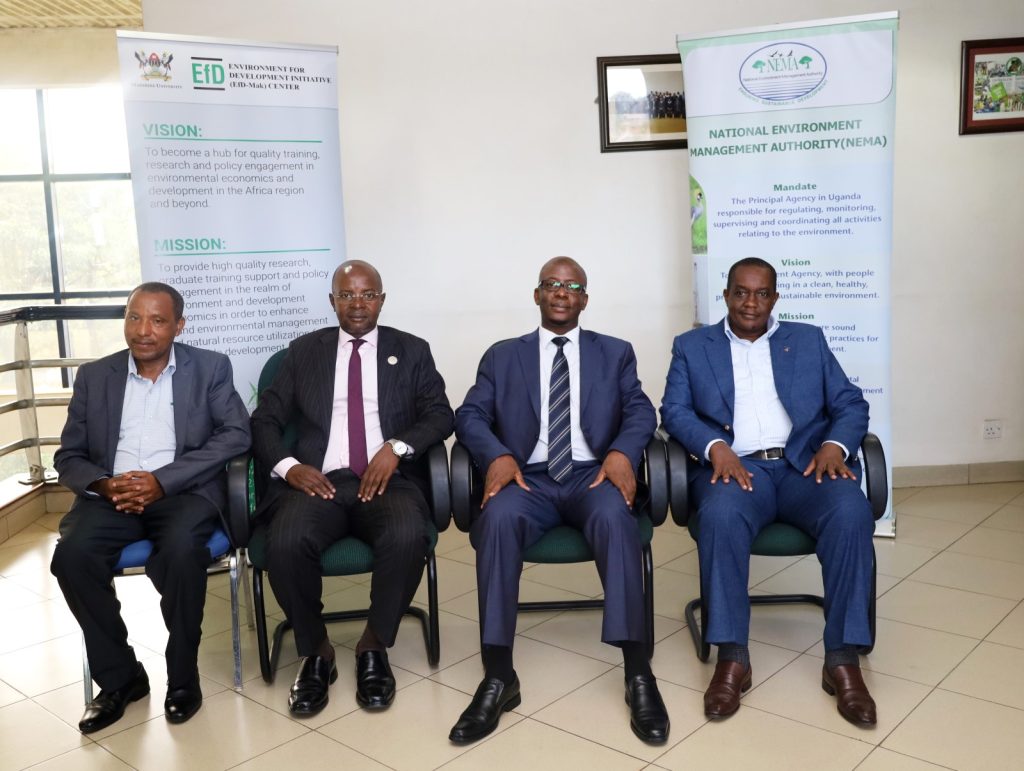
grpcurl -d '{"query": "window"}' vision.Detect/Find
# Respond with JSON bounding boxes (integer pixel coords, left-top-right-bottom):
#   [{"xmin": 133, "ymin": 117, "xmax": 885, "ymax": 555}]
[{"xmin": 0, "ymin": 85, "xmax": 141, "ymax": 393}]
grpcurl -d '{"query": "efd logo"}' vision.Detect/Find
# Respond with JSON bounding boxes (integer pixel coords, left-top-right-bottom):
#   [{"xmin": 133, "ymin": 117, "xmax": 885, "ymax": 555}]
[
  {"xmin": 191, "ymin": 58, "xmax": 226, "ymax": 91},
  {"xmin": 739, "ymin": 42, "xmax": 827, "ymax": 102}
]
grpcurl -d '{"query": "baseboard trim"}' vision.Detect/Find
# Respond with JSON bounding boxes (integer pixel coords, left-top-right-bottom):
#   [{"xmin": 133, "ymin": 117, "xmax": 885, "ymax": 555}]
[{"xmin": 894, "ymin": 461, "xmax": 1024, "ymax": 488}]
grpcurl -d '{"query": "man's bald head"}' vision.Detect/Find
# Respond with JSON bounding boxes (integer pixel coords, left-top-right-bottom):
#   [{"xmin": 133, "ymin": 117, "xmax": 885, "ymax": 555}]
[
  {"xmin": 332, "ymin": 260, "xmax": 383, "ymax": 293},
  {"xmin": 538, "ymin": 256, "xmax": 588, "ymax": 288}
]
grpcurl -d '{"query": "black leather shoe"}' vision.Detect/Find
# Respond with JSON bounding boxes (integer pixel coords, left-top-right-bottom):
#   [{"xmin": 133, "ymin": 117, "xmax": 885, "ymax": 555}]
[
  {"xmin": 79, "ymin": 663, "xmax": 150, "ymax": 734},
  {"xmin": 289, "ymin": 655, "xmax": 338, "ymax": 716},
  {"xmin": 164, "ymin": 682, "xmax": 203, "ymax": 724},
  {"xmin": 356, "ymin": 650, "xmax": 396, "ymax": 710},
  {"xmin": 449, "ymin": 675, "xmax": 521, "ymax": 744},
  {"xmin": 625, "ymin": 674, "xmax": 670, "ymax": 744}
]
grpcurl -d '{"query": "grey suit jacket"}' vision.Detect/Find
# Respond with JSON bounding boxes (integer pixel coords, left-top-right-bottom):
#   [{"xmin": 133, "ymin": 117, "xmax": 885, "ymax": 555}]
[
  {"xmin": 250, "ymin": 325, "xmax": 454, "ymax": 506},
  {"xmin": 54, "ymin": 343, "xmax": 252, "ymax": 511}
]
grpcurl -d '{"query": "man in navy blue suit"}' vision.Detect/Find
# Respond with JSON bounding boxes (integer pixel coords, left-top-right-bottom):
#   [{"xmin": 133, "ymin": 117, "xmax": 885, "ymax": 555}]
[
  {"xmin": 450, "ymin": 256, "xmax": 669, "ymax": 745},
  {"xmin": 661, "ymin": 257, "xmax": 877, "ymax": 727}
]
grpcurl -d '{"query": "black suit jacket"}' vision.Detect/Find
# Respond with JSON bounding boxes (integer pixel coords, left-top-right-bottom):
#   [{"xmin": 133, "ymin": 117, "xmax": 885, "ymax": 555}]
[
  {"xmin": 250, "ymin": 325, "xmax": 454, "ymax": 508},
  {"xmin": 54, "ymin": 343, "xmax": 252, "ymax": 511}
]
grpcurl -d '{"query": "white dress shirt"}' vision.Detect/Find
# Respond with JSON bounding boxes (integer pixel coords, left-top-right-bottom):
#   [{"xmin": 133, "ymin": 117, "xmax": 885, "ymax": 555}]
[
  {"xmin": 528, "ymin": 326, "xmax": 597, "ymax": 464},
  {"xmin": 272, "ymin": 327, "xmax": 386, "ymax": 478},
  {"xmin": 113, "ymin": 347, "xmax": 177, "ymax": 475},
  {"xmin": 706, "ymin": 316, "xmax": 847, "ymax": 460}
]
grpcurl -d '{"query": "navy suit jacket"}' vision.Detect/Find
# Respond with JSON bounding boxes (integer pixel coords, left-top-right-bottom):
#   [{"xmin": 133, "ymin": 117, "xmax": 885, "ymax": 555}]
[
  {"xmin": 250, "ymin": 325, "xmax": 455, "ymax": 507},
  {"xmin": 660, "ymin": 320, "xmax": 868, "ymax": 473},
  {"xmin": 54, "ymin": 343, "xmax": 252, "ymax": 511},
  {"xmin": 456, "ymin": 329, "xmax": 656, "ymax": 472}
]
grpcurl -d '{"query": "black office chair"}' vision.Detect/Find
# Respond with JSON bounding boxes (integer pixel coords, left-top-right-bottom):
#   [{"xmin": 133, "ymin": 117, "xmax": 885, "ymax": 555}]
[
  {"xmin": 227, "ymin": 349, "xmax": 451, "ymax": 682},
  {"xmin": 449, "ymin": 436, "xmax": 668, "ymax": 658},
  {"xmin": 665, "ymin": 432, "xmax": 888, "ymax": 661}
]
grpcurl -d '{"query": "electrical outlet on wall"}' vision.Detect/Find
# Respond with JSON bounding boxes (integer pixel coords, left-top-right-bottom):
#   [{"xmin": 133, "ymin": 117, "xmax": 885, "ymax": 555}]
[{"xmin": 983, "ymin": 419, "xmax": 1003, "ymax": 440}]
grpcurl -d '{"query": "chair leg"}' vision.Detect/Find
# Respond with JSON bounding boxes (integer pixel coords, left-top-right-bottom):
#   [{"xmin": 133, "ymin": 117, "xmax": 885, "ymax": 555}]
[
  {"xmin": 82, "ymin": 635, "xmax": 93, "ymax": 704},
  {"xmin": 252, "ymin": 567, "xmax": 274, "ymax": 683},
  {"xmin": 228, "ymin": 549, "xmax": 243, "ymax": 690},
  {"xmin": 426, "ymin": 551, "xmax": 440, "ymax": 666},
  {"xmin": 240, "ymin": 553, "xmax": 255, "ymax": 630},
  {"xmin": 642, "ymin": 543, "xmax": 655, "ymax": 660},
  {"xmin": 684, "ymin": 597, "xmax": 710, "ymax": 662}
]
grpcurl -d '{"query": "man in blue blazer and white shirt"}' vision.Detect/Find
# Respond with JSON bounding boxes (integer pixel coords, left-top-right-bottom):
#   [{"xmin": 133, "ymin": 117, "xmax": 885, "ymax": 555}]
[
  {"xmin": 51, "ymin": 282, "xmax": 251, "ymax": 734},
  {"xmin": 661, "ymin": 257, "xmax": 877, "ymax": 727},
  {"xmin": 450, "ymin": 256, "xmax": 669, "ymax": 745}
]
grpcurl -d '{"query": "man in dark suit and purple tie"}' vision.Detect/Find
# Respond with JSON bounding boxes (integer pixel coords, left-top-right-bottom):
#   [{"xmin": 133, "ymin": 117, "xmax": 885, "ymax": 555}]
[
  {"xmin": 251, "ymin": 260, "xmax": 454, "ymax": 717},
  {"xmin": 449, "ymin": 256, "xmax": 669, "ymax": 745}
]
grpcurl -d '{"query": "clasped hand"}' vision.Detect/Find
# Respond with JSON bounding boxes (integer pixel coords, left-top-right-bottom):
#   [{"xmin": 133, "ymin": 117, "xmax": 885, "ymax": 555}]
[{"xmin": 92, "ymin": 471, "xmax": 165, "ymax": 513}]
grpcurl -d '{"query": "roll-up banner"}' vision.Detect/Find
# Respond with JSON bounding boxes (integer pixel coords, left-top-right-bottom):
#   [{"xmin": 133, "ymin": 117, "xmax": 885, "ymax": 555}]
[
  {"xmin": 116, "ymin": 31, "xmax": 344, "ymax": 407},
  {"xmin": 678, "ymin": 12, "xmax": 898, "ymax": 535}
]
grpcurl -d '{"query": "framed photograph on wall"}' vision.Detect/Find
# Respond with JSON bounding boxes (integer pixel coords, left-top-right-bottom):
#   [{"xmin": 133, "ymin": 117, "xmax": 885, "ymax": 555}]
[
  {"xmin": 960, "ymin": 38, "xmax": 1024, "ymax": 135},
  {"xmin": 597, "ymin": 54, "xmax": 686, "ymax": 152}
]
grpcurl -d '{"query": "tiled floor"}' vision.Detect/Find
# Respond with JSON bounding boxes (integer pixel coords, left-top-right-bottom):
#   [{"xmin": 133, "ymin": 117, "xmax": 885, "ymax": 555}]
[{"xmin": 2, "ymin": 483, "xmax": 1024, "ymax": 770}]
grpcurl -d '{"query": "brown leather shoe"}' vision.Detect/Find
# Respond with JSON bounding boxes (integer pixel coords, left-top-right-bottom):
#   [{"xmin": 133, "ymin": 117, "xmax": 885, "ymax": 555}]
[
  {"xmin": 822, "ymin": 664, "xmax": 877, "ymax": 727},
  {"xmin": 704, "ymin": 659, "xmax": 752, "ymax": 719}
]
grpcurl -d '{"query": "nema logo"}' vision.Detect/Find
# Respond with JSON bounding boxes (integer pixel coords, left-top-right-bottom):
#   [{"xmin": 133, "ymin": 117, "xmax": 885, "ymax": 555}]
[{"xmin": 739, "ymin": 42, "xmax": 827, "ymax": 102}]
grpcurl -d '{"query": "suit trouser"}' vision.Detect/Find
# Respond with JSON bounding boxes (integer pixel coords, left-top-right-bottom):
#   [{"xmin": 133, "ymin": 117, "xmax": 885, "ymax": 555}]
[
  {"xmin": 50, "ymin": 494, "xmax": 218, "ymax": 692},
  {"xmin": 688, "ymin": 457, "xmax": 874, "ymax": 651},
  {"xmin": 264, "ymin": 470, "xmax": 429, "ymax": 657},
  {"xmin": 470, "ymin": 463, "xmax": 646, "ymax": 648}
]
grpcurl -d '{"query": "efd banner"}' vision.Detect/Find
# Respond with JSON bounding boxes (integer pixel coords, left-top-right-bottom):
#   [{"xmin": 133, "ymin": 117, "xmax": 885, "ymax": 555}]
[
  {"xmin": 678, "ymin": 12, "xmax": 898, "ymax": 533},
  {"xmin": 117, "ymin": 31, "xmax": 345, "ymax": 407}
]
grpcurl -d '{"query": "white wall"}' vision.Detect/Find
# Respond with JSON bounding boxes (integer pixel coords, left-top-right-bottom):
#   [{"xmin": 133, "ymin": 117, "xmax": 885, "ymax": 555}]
[{"xmin": 121, "ymin": 0, "xmax": 1024, "ymax": 468}]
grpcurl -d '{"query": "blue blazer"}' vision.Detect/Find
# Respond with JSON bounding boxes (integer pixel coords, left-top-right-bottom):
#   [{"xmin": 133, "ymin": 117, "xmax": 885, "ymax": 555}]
[
  {"xmin": 456, "ymin": 329, "xmax": 656, "ymax": 472},
  {"xmin": 660, "ymin": 320, "xmax": 868, "ymax": 472},
  {"xmin": 54, "ymin": 343, "xmax": 252, "ymax": 511}
]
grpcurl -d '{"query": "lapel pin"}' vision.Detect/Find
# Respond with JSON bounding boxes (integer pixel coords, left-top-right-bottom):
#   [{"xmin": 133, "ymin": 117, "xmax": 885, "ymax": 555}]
[
  {"xmin": 387, "ymin": 356, "xmax": 398, "ymax": 365},
  {"xmin": 783, "ymin": 347, "xmax": 790, "ymax": 352}
]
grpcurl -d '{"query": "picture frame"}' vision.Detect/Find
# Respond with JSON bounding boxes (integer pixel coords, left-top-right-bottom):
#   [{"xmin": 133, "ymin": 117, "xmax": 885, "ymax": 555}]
[
  {"xmin": 597, "ymin": 54, "xmax": 686, "ymax": 152},
  {"xmin": 959, "ymin": 38, "xmax": 1024, "ymax": 135}
]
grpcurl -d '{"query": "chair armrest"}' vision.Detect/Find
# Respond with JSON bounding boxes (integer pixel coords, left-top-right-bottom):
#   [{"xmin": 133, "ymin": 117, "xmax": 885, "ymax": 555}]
[
  {"xmin": 860, "ymin": 431, "xmax": 888, "ymax": 520},
  {"xmin": 664, "ymin": 435, "xmax": 691, "ymax": 528},
  {"xmin": 642, "ymin": 435, "xmax": 669, "ymax": 526},
  {"xmin": 426, "ymin": 442, "xmax": 452, "ymax": 532},
  {"xmin": 225, "ymin": 452, "xmax": 252, "ymax": 548},
  {"xmin": 450, "ymin": 441, "xmax": 479, "ymax": 533}
]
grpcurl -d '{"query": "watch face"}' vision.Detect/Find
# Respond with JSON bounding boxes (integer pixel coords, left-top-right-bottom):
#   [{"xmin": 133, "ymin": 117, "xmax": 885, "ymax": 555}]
[{"xmin": 391, "ymin": 440, "xmax": 408, "ymax": 456}]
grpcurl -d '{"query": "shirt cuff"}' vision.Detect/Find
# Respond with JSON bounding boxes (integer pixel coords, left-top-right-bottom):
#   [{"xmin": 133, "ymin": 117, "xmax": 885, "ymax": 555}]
[
  {"xmin": 823, "ymin": 440, "xmax": 850, "ymax": 460},
  {"xmin": 272, "ymin": 457, "xmax": 300, "ymax": 480},
  {"xmin": 704, "ymin": 438, "xmax": 726, "ymax": 461}
]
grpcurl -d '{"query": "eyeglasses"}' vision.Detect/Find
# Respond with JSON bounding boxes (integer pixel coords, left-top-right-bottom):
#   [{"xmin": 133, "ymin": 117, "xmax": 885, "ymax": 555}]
[
  {"xmin": 537, "ymin": 279, "xmax": 586, "ymax": 295},
  {"xmin": 332, "ymin": 291, "xmax": 384, "ymax": 303}
]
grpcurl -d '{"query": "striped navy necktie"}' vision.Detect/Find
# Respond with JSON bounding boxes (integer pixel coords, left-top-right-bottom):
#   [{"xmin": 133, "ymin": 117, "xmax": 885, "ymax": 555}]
[{"xmin": 547, "ymin": 336, "xmax": 572, "ymax": 482}]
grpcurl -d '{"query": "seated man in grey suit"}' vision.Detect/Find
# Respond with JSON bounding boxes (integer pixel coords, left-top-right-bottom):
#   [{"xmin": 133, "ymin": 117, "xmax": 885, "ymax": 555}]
[
  {"xmin": 51, "ymin": 282, "xmax": 251, "ymax": 733},
  {"xmin": 450, "ymin": 256, "xmax": 669, "ymax": 745},
  {"xmin": 661, "ymin": 257, "xmax": 877, "ymax": 727},
  {"xmin": 251, "ymin": 260, "xmax": 454, "ymax": 717}
]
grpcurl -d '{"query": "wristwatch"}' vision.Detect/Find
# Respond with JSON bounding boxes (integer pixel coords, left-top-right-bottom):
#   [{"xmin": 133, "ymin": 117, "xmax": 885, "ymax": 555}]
[{"xmin": 387, "ymin": 438, "xmax": 413, "ymax": 458}]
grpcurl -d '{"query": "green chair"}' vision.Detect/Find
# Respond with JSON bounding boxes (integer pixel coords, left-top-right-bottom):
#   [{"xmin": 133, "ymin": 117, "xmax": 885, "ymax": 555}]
[
  {"xmin": 450, "ymin": 436, "xmax": 668, "ymax": 658},
  {"xmin": 229, "ymin": 349, "xmax": 451, "ymax": 682},
  {"xmin": 665, "ymin": 432, "xmax": 888, "ymax": 661}
]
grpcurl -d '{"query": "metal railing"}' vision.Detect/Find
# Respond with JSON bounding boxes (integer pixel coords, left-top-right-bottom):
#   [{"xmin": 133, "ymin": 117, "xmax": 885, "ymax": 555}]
[{"xmin": 0, "ymin": 305, "xmax": 125, "ymax": 484}]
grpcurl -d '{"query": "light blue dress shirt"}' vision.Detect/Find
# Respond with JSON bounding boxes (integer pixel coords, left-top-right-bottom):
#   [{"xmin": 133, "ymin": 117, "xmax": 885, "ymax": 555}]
[{"xmin": 112, "ymin": 348, "xmax": 178, "ymax": 475}]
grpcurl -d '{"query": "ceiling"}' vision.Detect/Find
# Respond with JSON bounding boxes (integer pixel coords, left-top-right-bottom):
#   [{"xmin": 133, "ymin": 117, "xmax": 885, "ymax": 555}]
[{"xmin": 0, "ymin": 0, "xmax": 142, "ymax": 28}]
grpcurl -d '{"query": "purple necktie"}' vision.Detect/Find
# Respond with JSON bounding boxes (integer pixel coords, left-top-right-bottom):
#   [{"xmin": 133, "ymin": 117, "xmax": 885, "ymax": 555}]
[{"xmin": 347, "ymin": 338, "xmax": 367, "ymax": 476}]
